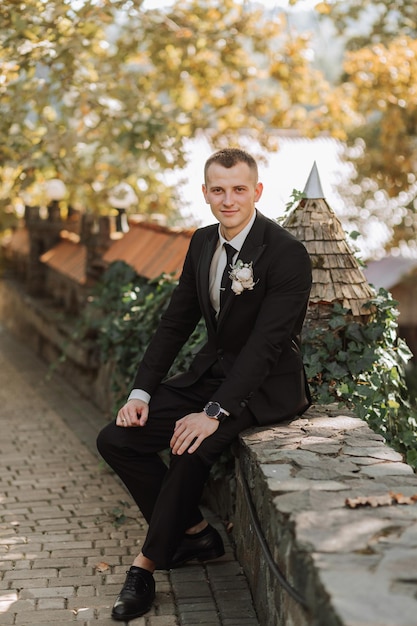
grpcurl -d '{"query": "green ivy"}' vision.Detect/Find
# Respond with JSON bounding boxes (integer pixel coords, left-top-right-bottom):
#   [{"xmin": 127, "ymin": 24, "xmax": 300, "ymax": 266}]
[
  {"xmin": 81, "ymin": 262, "xmax": 417, "ymax": 470},
  {"xmin": 80, "ymin": 261, "xmax": 206, "ymax": 408},
  {"xmin": 303, "ymin": 290, "xmax": 417, "ymax": 468}
]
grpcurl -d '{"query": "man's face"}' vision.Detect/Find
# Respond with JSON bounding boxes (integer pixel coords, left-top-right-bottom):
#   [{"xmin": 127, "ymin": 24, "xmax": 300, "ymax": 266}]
[{"xmin": 202, "ymin": 162, "xmax": 263, "ymax": 240}]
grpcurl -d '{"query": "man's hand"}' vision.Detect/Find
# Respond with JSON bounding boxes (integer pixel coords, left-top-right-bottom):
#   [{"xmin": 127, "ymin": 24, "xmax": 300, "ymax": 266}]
[
  {"xmin": 116, "ymin": 399, "xmax": 149, "ymax": 428},
  {"xmin": 170, "ymin": 412, "xmax": 218, "ymax": 455}
]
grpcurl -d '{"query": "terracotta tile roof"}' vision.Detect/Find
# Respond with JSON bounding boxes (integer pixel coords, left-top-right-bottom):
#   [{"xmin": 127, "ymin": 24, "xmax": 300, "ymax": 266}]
[
  {"xmin": 103, "ymin": 221, "xmax": 194, "ymax": 280},
  {"xmin": 40, "ymin": 239, "xmax": 87, "ymax": 285}
]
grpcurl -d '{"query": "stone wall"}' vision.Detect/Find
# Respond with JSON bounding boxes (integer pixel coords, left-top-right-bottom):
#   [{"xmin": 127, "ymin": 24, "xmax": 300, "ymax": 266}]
[
  {"xmin": 231, "ymin": 407, "xmax": 417, "ymax": 626},
  {"xmin": 0, "ymin": 278, "xmax": 114, "ymax": 415}
]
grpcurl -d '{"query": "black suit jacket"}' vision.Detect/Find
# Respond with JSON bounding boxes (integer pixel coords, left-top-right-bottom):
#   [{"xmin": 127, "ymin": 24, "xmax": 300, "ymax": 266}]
[{"xmin": 132, "ymin": 211, "xmax": 312, "ymax": 425}]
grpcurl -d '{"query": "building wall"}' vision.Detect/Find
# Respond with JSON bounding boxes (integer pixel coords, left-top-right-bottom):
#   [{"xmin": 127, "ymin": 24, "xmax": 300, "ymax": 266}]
[{"xmin": 392, "ymin": 282, "xmax": 417, "ymax": 358}]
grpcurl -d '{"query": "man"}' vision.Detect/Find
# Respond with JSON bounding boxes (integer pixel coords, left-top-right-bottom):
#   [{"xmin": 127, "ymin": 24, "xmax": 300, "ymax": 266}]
[{"xmin": 97, "ymin": 148, "xmax": 312, "ymax": 621}]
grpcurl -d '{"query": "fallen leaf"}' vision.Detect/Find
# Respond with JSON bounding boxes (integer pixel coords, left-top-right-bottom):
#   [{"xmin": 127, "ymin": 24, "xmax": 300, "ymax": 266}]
[
  {"xmin": 390, "ymin": 492, "xmax": 417, "ymax": 505},
  {"xmin": 346, "ymin": 492, "xmax": 417, "ymax": 509},
  {"xmin": 95, "ymin": 561, "xmax": 110, "ymax": 572}
]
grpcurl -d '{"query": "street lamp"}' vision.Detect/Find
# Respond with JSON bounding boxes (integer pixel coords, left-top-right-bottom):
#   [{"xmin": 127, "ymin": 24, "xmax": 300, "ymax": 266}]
[
  {"xmin": 108, "ymin": 182, "xmax": 137, "ymax": 233},
  {"xmin": 20, "ymin": 188, "xmax": 40, "ymax": 222},
  {"xmin": 44, "ymin": 179, "xmax": 67, "ymax": 221}
]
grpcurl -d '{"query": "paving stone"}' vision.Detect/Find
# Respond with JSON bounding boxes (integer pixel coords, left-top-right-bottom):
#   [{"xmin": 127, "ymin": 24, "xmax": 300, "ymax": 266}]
[
  {"xmin": 172, "ymin": 581, "xmax": 213, "ymax": 599},
  {"xmin": 222, "ymin": 616, "xmax": 259, "ymax": 626},
  {"xmin": 147, "ymin": 617, "xmax": 178, "ymax": 625},
  {"xmin": 38, "ymin": 597, "xmax": 66, "ymax": 609},
  {"xmin": 14, "ymin": 608, "xmax": 76, "ymax": 623},
  {"xmin": 175, "ymin": 601, "xmax": 218, "ymax": 613},
  {"xmin": 179, "ymin": 611, "xmax": 220, "ymax": 624},
  {"xmin": 0, "ymin": 326, "xmax": 258, "ymax": 626}
]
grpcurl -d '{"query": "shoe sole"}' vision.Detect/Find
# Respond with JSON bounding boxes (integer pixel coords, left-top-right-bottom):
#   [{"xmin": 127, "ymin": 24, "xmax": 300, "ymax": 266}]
[
  {"xmin": 170, "ymin": 546, "xmax": 225, "ymax": 569},
  {"xmin": 111, "ymin": 603, "xmax": 153, "ymax": 621}
]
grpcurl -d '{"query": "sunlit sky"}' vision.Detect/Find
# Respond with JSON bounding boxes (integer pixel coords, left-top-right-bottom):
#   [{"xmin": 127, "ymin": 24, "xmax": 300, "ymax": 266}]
[{"xmin": 166, "ymin": 134, "xmax": 347, "ymax": 224}]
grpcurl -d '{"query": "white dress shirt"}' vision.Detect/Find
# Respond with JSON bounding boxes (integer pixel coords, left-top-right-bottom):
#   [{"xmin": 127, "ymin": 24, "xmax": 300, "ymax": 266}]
[{"xmin": 209, "ymin": 212, "xmax": 256, "ymax": 315}]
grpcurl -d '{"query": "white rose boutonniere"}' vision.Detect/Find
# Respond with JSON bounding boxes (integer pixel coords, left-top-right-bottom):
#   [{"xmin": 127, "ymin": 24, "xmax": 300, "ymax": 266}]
[{"xmin": 229, "ymin": 260, "xmax": 258, "ymax": 295}]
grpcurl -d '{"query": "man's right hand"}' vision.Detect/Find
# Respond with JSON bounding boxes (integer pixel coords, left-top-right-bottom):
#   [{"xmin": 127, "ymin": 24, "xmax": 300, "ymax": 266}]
[{"xmin": 116, "ymin": 399, "xmax": 149, "ymax": 428}]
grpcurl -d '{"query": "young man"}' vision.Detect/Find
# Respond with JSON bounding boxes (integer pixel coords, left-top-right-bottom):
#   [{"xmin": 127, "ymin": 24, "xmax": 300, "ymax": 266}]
[{"xmin": 97, "ymin": 148, "xmax": 312, "ymax": 621}]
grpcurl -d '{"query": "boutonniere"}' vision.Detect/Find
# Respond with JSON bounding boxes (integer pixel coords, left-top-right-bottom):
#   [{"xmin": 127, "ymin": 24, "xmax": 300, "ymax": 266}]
[{"xmin": 229, "ymin": 260, "xmax": 258, "ymax": 295}]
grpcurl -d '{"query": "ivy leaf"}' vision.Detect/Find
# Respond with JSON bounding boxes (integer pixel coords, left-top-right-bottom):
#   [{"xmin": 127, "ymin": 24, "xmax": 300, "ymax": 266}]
[
  {"xmin": 327, "ymin": 361, "xmax": 349, "ymax": 377},
  {"xmin": 337, "ymin": 382, "xmax": 350, "ymax": 395}
]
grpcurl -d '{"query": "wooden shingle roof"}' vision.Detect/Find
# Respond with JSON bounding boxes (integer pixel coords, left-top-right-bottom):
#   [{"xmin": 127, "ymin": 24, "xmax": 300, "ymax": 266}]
[{"xmin": 283, "ymin": 163, "xmax": 375, "ymax": 317}]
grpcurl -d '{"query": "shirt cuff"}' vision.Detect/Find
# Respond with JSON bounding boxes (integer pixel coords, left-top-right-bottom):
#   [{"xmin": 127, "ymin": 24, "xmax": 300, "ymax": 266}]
[{"xmin": 128, "ymin": 389, "xmax": 151, "ymax": 404}]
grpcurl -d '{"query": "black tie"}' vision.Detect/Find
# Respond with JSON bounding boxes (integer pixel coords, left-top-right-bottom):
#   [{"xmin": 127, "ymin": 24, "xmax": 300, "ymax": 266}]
[{"xmin": 220, "ymin": 243, "xmax": 236, "ymax": 309}]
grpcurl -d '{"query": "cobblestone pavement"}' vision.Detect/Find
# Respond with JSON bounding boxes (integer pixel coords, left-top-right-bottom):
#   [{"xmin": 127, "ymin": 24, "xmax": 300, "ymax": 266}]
[{"xmin": 0, "ymin": 326, "xmax": 259, "ymax": 626}]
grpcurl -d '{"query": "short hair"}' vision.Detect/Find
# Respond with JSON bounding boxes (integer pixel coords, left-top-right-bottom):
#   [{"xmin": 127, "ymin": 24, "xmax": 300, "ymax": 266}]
[{"xmin": 204, "ymin": 148, "xmax": 258, "ymax": 183}]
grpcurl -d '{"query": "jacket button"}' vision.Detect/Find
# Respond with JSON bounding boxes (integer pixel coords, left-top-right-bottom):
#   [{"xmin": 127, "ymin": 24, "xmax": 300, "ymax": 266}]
[
  {"xmin": 217, "ymin": 349, "xmax": 224, "ymax": 357},
  {"xmin": 240, "ymin": 401, "xmax": 247, "ymax": 408}
]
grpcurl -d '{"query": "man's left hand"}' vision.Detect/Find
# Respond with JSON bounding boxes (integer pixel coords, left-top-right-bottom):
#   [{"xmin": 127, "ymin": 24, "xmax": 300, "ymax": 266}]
[{"xmin": 170, "ymin": 412, "xmax": 218, "ymax": 455}]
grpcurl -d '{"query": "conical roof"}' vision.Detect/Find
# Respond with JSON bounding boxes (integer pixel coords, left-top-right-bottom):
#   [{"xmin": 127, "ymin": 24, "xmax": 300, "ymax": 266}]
[
  {"xmin": 282, "ymin": 163, "xmax": 375, "ymax": 317},
  {"xmin": 303, "ymin": 161, "xmax": 325, "ymax": 199}
]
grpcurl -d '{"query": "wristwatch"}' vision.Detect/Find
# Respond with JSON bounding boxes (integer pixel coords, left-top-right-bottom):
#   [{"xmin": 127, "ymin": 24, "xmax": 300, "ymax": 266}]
[{"xmin": 203, "ymin": 401, "xmax": 228, "ymax": 424}]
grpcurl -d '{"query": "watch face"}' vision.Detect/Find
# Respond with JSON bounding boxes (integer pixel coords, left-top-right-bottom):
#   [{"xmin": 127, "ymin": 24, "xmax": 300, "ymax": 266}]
[{"xmin": 205, "ymin": 402, "xmax": 220, "ymax": 417}]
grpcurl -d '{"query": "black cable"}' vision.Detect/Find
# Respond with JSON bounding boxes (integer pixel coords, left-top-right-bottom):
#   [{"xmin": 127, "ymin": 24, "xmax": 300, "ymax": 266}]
[{"xmin": 239, "ymin": 459, "xmax": 309, "ymax": 610}]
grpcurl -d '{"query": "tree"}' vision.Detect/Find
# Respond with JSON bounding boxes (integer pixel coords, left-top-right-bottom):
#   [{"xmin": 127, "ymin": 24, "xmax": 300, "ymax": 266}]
[
  {"xmin": 317, "ymin": 0, "xmax": 417, "ymax": 254},
  {"xmin": 326, "ymin": 0, "xmax": 417, "ymax": 50},
  {"xmin": 0, "ymin": 0, "xmax": 335, "ymax": 227}
]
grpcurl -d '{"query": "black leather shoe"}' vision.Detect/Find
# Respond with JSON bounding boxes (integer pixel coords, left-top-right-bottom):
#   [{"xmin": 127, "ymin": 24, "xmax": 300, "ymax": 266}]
[
  {"xmin": 170, "ymin": 524, "xmax": 225, "ymax": 568},
  {"xmin": 111, "ymin": 566, "xmax": 155, "ymax": 621}
]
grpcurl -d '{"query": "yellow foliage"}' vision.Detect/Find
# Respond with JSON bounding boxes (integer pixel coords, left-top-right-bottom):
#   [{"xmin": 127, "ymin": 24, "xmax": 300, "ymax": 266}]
[
  {"xmin": 179, "ymin": 87, "xmax": 199, "ymax": 112},
  {"xmin": 315, "ymin": 2, "xmax": 331, "ymax": 15},
  {"xmin": 42, "ymin": 106, "xmax": 57, "ymax": 122},
  {"xmin": 56, "ymin": 17, "xmax": 73, "ymax": 36},
  {"xmin": 342, "ymin": 35, "xmax": 417, "ymax": 193},
  {"xmin": 344, "ymin": 37, "xmax": 417, "ymax": 110}
]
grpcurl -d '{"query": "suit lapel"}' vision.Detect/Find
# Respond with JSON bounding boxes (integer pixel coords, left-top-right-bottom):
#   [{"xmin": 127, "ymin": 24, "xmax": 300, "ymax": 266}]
[
  {"xmin": 217, "ymin": 211, "xmax": 267, "ymax": 329},
  {"xmin": 197, "ymin": 227, "xmax": 218, "ymax": 333}
]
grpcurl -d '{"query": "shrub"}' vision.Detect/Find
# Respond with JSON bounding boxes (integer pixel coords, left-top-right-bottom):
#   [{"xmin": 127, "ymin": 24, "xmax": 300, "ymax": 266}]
[
  {"xmin": 82, "ymin": 261, "xmax": 206, "ymax": 407},
  {"xmin": 303, "ymin": 290, "xmax": 417, "ymax": 468}
]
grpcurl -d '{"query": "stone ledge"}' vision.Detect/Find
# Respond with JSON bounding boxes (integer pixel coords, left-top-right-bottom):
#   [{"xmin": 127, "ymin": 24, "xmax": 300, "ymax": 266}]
[{"xmin": 233, "ymin": 405, "xmax": 417, "ymax": 626}]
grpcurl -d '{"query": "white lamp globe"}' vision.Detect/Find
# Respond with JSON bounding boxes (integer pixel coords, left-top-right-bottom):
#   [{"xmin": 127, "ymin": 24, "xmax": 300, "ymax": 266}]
[
  {"xmin": 45, "ymin": 179, "xmax": 67, "ymax": 201},
  {"xmin": 108, "ymin": 182, "xmax": 137, "ymax": 209}
]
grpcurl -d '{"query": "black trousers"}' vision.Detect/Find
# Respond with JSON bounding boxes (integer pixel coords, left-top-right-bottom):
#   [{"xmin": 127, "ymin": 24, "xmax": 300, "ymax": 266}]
[{"xmin": 96, "ymin": 372, "xmax": 257, "ymax": 569}]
